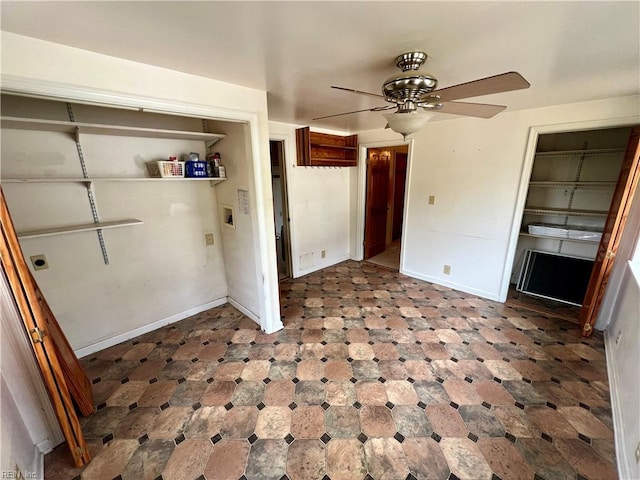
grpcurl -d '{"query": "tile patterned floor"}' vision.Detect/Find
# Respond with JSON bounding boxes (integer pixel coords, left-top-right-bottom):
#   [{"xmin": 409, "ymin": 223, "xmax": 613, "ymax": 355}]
[
  {"xmin": 46, "ymin": 260, "xmax": 617, "ymax": 480},
  {"xmin": 505, "ymin": 287, "xmax": 582, "ymax": 325},
  {"xmin": 365, "ymin": 241, "xmax": 401, "ymax": 270}
]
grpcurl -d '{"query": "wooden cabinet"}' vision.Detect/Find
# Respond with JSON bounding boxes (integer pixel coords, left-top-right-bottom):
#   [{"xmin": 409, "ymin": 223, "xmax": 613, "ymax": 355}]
[{"xmin": 296, "ymin": 126, "xmax": 358, "ymax": 167}]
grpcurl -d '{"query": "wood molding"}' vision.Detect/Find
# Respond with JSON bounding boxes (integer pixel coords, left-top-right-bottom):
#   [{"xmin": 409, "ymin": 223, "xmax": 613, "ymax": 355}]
[{"xmin": 0, "ymin": 188, "xmax": 91, "ymax": 467}]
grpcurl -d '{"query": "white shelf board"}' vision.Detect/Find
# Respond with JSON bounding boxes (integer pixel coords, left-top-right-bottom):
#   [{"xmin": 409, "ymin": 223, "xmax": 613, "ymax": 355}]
[
  {"xmin": 3, "ymin": 177, "xmax": 227, "ymax": 184},
  {"xmin": 534, "ymin": 148, "xmax": 625, "ymax": 158},
  {"xmin": 17, "ymin": 219, "xmax": 144, "ymax": 239},
  {"xmin": 528, "ymin": 181, "xmax": 617, "ymax": 188},
  {"xmin": 1, "ymin": 116, "xmax": 225, "ymax": 145},
  {"xmin": 523, "ymin": 207, "xmax": 608, "ymax": 218},
  {"xmin": 519, "ymin": 232, "xmax": 600, "ymax": 243}
]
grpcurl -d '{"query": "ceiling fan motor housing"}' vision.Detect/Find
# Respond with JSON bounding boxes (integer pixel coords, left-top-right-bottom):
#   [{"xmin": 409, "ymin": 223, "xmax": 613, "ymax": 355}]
[
  {"xmin": 383, "ymin": 51, "xmax": 439, "ymax": 104},
  {"xmin": 383, "ymin": 73, "xmax": 438, "ymax": 103}
]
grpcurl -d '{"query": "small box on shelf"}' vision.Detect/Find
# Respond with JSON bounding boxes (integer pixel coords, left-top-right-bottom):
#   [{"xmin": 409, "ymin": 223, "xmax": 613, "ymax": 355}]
[{"xmin": 185, "ymin": 160, "xmax": 208, "ymax": 178}]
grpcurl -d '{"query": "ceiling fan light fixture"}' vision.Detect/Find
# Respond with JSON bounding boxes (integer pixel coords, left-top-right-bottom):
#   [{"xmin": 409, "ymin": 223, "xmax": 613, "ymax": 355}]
[{"xmin": 383, "ymin": 111, "xmax": 434, "ymax": 139}]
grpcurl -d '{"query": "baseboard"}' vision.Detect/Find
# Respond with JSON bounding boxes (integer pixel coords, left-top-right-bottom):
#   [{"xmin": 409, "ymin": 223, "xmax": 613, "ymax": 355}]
[
  {"xmin": 34, "ymin": 442, "xmax": 45, "ymax": 480},
  {"xmin": 293, "ymin": 254, "xmax": 351, "ymax": 278},
  {"xmin": 35, "ymin": 438, "xmax": 54, "ymax": 455},
  {"xmin": 400, "ymin": 268, "xmax": 500, "ymax": 302},
  {"xmin": 604, "ymin": 329, "xmax": 630, "ymax": 480},
  {"xmin": 227, "ymin": 297, "xmax": 260, "ymax": 324},
  {"xmin": 74, "ymin": 297, "xmax": 228, "ymax": 358}
]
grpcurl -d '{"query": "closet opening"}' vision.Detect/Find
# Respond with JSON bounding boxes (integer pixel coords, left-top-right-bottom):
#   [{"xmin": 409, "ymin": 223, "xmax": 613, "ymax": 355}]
[{"xmin": 508, "ymin": 125, "xmax": 637, "ymax": 327}]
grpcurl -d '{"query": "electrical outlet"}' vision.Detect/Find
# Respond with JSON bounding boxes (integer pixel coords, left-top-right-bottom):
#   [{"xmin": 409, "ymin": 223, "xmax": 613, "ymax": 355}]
[
  {"xmin": 615, "ymin": 330, "xmax": 622, "ymax": 345},
  {"xmin": 30, "ymin": 254, "xmax": 48, "ymax": 271},
  {"xmin": 205, "ymin": 233, "xmax": 215, "ymax": 246},
  {"xmin": 443, "ymin": 265, "xmax": 451, "ymax": 275},
  {"xmin": 428, "ymin": 195, "xmax": 436, "ymax": 205},
  {"xmin": 635, "ymin": 441, "xmax": 640, "ymax": 464},
  {"xmin": 321, "ymin": 250, "xmax": 326, "ymax": 259}
]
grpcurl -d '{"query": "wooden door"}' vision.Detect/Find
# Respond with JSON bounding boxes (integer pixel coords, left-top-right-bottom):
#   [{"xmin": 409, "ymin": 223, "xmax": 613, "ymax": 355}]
[
  {"xmin": 270, "ymin": 140, "xmax": 292, "ymax": 279},
  {"xmin": 392, "ymin": 151, "xmax": 408, "ymax": 240},
  {"xmin": 364, "ymin": 149, "xmax": 391, "ymax": 259},
  {"xmin": 33, "ymin": 274, "xmax": 95, "ymax": 416},
  {"xmin": 580, "ymin": 127, "xmax": 640, "ymax": 336},
  {"xmin": 0, "ymin": 188, "xmax": 92, "ymax": 467}
]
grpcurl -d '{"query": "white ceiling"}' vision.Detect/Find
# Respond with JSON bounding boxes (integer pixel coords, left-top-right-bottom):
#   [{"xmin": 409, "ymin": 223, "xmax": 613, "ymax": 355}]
[{"xmin": 1, "ymin": 1, "xmax": 639, "ymax": 132}]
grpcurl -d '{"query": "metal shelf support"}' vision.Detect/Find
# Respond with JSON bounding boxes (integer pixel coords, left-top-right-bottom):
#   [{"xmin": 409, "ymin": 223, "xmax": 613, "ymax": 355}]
[{"xmin": 67, "ymin": 103, "xmax": 110, "ymax": 265}]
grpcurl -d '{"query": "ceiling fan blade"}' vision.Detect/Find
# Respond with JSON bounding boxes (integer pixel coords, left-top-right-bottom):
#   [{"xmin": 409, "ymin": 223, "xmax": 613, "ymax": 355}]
[
  {"xmin": 331, "ymin": 85, "xmax": 386, "ymax": 100},
  {"xmin": 313, "ymin": 105, "xmax": 394, "ymax": 121},
  {"xmin": 436, "ymin": 101, "xmax": 507, "ymax": 119},
  {"xmin": 431, "ymin": 72, "xmax": 530, "ymax": 102}
]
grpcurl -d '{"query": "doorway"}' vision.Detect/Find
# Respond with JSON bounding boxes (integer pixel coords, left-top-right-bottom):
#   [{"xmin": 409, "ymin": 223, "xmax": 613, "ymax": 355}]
[
  {"xmin": 270, "ymin": 140, "xmax": 292, "ymax": 280},
  {"xmin": 363, "ymin": 145, "xmax": 409, "ymax": 270}
]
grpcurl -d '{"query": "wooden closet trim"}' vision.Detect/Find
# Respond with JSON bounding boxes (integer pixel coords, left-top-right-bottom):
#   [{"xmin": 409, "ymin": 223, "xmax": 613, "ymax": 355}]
[{"xmin": 0, "ymin": 188, "xmax": 91, "ymax": 467}]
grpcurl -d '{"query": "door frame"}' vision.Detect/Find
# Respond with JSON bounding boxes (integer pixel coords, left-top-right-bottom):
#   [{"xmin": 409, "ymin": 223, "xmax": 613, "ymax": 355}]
[
  {"xmin": 501, "ymin": 116, "xmax": 640, "ymax": 304},
  {"xmin": 355, "ymin": 139, "xmax": 414, "ymax": 267},
  {"xmin": 269, "ymin": 139, "xmax": 293, "ymax": 279},
  {"xmin": 269, "ymin": 128, "xmax": 300, "ymax": 277}
]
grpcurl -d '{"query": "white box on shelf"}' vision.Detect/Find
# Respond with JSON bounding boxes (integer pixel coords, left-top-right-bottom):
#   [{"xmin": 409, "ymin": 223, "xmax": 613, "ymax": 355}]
[
  {"xmin": 567, "ymin": 227, "xmax": 602, "ymax": 241},
  {"xmin": 528, "ymin": 223, "xmax": 570, "ymax": 237},
  {"xmin": 528, "ymin": 222, "xmax": 602, "ymax": 241}
]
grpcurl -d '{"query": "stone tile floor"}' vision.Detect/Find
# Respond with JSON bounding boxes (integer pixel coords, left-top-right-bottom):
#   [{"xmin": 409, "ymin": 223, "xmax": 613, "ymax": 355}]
[{"xmin": 46, "ymin": 260, "xmax": 617, "ymax": 480}]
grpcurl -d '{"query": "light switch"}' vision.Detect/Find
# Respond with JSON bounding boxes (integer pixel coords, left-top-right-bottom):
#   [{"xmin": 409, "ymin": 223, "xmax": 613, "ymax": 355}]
[{"xmin": 428, "ymin": 195, "xmax": 436, "ymax": 205}]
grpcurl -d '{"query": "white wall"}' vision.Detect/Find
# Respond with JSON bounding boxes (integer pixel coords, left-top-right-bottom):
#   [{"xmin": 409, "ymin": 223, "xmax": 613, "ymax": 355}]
[
  {"xmin": 1, "ymin": 31, "xmax": 281, "ymax": 343},
  {"xmin": 358, "ymin": 95, "xmax": 640, "ymax": 301},
  {"xmin": 269, "ymin": 121, "xmax": 353, "ymax": 277},
  {"xmin": 2, "ymin": 97, "xmax": 229, "ymax": 351},
  {"xmin": 604, "ymin": 261, "xmax": 640, "ymax": 480},
  {"xmin": 0, "ymin": 32, "xmax": 268, "ymax": 115},
  {"xmin": 209, "ymin": 121, "xmax": 260, "ymax": 319}
]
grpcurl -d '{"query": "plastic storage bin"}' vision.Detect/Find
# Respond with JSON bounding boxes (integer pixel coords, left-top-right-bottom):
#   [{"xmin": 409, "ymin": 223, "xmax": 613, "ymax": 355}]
[{"xmin": 147, "ymin": 161, "xmax": 185, "ymax": 178}]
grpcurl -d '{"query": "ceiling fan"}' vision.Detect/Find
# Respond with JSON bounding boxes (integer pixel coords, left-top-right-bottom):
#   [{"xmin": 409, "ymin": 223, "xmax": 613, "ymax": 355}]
[{"xmin": 313, "ymin": 51, "xmax": 530, "ymax": 138}]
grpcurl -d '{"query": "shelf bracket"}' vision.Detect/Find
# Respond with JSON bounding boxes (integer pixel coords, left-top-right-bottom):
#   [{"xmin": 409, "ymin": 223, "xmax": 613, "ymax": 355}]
[{"xmin": 68, "ymin": 103, "xmax": 109, "ymax": 265}]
